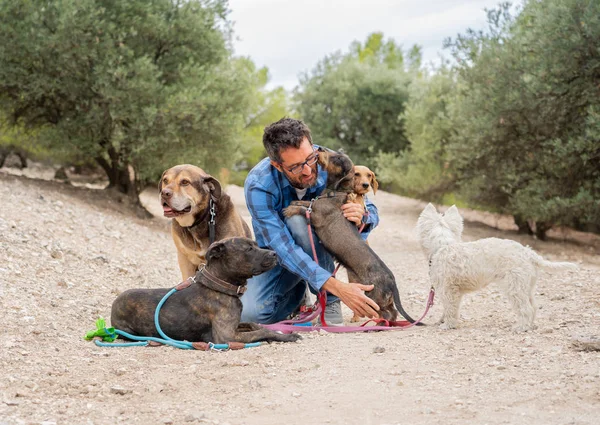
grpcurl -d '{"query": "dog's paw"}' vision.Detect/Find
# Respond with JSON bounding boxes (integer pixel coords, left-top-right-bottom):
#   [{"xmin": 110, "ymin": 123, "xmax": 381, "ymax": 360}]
[
  {"xmin": 281, "ymin": 332, "xmax": 302, "ymax": 342},
  {"xmin": 438, "ymin": 322, "xmax": 457, "ymax": 330},
  {"xmin": 282, "ymin": 206, "xmax": 306, "ymax": 218},
  {"xmin": 512, "ymin": 324, "xmax": 533, "ymax": 333}
]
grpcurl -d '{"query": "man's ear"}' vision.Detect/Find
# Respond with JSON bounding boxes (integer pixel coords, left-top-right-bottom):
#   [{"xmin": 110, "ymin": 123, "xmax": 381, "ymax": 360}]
[
  {"xmin": 371, "ymin": 172, "xmax": 379, "ymax": 194},
  {"xmin": 270, "ymin": 160, "xmax": 283, "ymax": 172},
  {"xmin": 203, "ymin": 176, "xmax": 222, "ymax": 200},
  {"xmin": 444, "ymin": 205, "xmax": 464, "ymax": 237}
]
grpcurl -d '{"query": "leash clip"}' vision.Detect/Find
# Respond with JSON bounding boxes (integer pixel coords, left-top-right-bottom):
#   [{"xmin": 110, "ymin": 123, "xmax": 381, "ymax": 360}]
[{"xmin": 209, "ymin": 199, "xmax": 216, "ymax": 225}]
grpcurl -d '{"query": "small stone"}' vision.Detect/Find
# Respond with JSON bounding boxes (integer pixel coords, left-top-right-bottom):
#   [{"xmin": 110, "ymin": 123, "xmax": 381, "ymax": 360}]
[
  {"xmin": 372, "ymin": 346, "xmax": 385, "ymax": 353},
  {"xmin": 115, "ymin": 368, "xmax": 127, "ymax": 376},
  {"xmin": 571, "ymin": 336, "xmax": 600, "ymax": 352},
  {"xmin": 50, "ymin": 249, "xmax": 63, "ymax": 259},
  {"xmin": 110, "ymin": 386, "xmax": 131, "ymax": 395},
  {"xmin": 497, "ymin": 366, "xmax": 506, "ymax": 370},
  {"xmin": 292, "ymin": 392, "xmax": 301, "ymax": 398}
]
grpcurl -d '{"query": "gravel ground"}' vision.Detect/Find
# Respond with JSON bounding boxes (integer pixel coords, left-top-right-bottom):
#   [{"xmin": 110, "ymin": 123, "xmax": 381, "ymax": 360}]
[{"xmin": 1, "ymin": 168, "xmax": 599, "ymax": 425}]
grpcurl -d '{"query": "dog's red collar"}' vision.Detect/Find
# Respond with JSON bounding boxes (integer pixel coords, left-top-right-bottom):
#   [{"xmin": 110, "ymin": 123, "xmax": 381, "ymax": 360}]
[{"xmin": 197, "ymin": 266, "xmax": 247, "ymax": 297}]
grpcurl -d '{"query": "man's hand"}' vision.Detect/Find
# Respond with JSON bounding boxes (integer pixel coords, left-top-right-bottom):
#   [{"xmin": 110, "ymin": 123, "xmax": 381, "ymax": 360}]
[
  {"xmin": 322, "ymin": 277, "xmax": 380, "ymax": 318},
  {"xmin": 341, "ymin": 202, "xmax": 365, "ymax": 226}
]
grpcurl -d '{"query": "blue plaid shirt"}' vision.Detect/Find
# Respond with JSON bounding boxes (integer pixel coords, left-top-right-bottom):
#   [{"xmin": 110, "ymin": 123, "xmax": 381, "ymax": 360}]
[{"xmin": 244, "ymin": 154, "xmax": 380, "ymax": 292}]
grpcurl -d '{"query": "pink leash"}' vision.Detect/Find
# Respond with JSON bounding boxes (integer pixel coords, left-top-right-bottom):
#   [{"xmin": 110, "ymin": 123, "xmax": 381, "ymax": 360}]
[
  {"xmin": 262, "ymin": 288, "xmax": 435, "ymax": 334},
  {"xmin": 262, "ymin": 201, "xmax": 435, "ymax": 334}
]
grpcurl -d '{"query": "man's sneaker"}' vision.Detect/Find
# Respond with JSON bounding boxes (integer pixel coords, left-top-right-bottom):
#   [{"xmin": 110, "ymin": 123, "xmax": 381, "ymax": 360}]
[{"xmin": 318, "ymin": 300, "xmax": 344, "ymax": 327}]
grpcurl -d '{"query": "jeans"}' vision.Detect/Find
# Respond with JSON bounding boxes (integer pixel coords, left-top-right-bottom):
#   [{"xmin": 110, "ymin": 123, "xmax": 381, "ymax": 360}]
[{"xmin": 240, "ymin": 215, "xmax": 336, "ymax": 324}]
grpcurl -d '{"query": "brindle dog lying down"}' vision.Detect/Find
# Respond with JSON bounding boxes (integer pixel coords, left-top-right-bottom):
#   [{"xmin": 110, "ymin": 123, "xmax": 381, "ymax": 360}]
[
  {"xmin": 283, "ymin": 148, "xmax": 416, "ymax": 323},
  {"xmin": 111, "ymin": 237, "xmax": 301, "ymax": 344}
]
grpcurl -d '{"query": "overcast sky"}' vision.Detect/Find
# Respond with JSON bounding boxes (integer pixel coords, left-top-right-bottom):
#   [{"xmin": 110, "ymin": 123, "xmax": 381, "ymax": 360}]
[{"xmin": 228, "ymin": 0, "xmax": 507, "ymax": 90}]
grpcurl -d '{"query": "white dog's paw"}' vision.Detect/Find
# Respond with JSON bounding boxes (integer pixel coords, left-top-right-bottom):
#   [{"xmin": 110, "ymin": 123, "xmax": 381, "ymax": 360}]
[
  {"xmin": 438, "ymin": 322, "xmax": 457, "ymax": 330},
  {"xmin": 512, "ymin": 324, "xmax": 533, "ymax": 333}
]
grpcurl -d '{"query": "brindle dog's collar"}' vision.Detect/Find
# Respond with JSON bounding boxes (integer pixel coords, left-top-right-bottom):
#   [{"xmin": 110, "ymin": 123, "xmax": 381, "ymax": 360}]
[{"xmin": 198, "ymin": 267, "xmax": 246, "ymax": 297}]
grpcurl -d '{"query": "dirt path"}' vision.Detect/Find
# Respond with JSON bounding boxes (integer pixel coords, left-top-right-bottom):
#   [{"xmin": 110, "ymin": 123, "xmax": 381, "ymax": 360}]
[{"xmin": 1, "ymin": 171, "xmax": 598, "ymax": 425}]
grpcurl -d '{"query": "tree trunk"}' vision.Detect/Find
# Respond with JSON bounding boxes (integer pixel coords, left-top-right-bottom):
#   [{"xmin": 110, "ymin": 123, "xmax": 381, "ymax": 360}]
[
  {"xmin": 94, "ymin": 145, "xmax": 152, "ymax": 218},
  {"xmin": 534, "ymin": 221, "xmax": 552, "ymax": 241},
  {"xmin": 513, "ymin": 215, "xmax": 534, "ymax": 235}
]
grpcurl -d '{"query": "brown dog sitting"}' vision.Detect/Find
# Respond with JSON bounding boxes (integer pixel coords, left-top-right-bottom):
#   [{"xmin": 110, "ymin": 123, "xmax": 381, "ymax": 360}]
[
  {"xmin": 159, "ymin": 164, "xmax": 252, "ymax": 280},
  {"xmin": 283, "ymin": 149, "xmax": 416, "ymax": 324},
  {"xmin": 111, "ymin": 237, "xmax": 301, "ymax": 344}
]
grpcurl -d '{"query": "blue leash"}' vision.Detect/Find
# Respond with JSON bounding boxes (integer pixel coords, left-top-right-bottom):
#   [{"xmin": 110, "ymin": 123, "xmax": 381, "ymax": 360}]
[{"xmin": 95, "ymin": 282, "xmax": 261, "ymax": 351}]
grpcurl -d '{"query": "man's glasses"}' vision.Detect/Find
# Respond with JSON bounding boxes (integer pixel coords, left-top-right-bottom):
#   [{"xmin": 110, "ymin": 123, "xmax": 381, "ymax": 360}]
[{"xmin": 284, "ymin": 150, "xmax": 319, "ymax": 175}]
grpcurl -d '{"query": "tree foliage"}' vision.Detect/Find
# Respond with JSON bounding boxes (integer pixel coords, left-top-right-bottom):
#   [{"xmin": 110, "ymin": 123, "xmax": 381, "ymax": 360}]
[
  {"xmin": 372, "ymin": 0, "xmax": 599, "ymax": 237},
  {"xmin": 446, "ymin": 0, "xmax": 600, "ymax": 236},
  {"xmin": 374, "ymin": 66, "xmax": 456, "ymax": 199},
  {"xmin": 295, "ymin": 33, "xmax": 420, "ymax": 168},
  {"xmin": 0, "ymin": 0, "xmax": 256, "ymax": 202}
]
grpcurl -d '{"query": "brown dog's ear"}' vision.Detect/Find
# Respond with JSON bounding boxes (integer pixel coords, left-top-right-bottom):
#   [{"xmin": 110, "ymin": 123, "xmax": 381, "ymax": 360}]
[
  {"xmin": 317, "ymin": 147, "xmax": 330, "ymax": 168},
  {"xmin": 203, "ymin": 176, "xmax": 222, "ymax": 201},
  {"xmin": 371, "ymin": 171, "xmax": 379, "ymax": 194}
]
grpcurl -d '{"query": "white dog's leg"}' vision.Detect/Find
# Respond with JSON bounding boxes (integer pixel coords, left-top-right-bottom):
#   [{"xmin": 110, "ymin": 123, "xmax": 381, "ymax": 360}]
[
  {"xmin": 438, "ymin": 284, "xmax": 462, "ymax": 330},
  {"xmin": 529, "ymin": 276, "xmax": 538, "ymax": 327},
  {"xmin": 502, "ymin": 274, "xmax": 536, "ymax": 332}
]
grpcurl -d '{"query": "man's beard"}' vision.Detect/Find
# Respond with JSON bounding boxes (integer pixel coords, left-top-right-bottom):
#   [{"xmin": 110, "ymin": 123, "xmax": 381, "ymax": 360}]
[{"xmin": 287, "ymin": 166, "xmax": 318, "ymax": 189}]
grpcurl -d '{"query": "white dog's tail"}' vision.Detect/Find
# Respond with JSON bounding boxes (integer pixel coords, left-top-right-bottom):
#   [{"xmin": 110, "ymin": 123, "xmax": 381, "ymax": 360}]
[{"xmin": 530, "ymin": 251, "xmax": 578, "ymax": 272}]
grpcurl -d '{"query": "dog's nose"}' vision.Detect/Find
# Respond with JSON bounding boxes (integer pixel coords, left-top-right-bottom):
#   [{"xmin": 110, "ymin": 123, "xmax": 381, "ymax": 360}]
[
  {"xmin": 362, "ymin": 183, "xmax": 369, "ymax": 189},
  {"xmin": 161, "ymin": 188, "xmax": 173, "ymax": 198}
]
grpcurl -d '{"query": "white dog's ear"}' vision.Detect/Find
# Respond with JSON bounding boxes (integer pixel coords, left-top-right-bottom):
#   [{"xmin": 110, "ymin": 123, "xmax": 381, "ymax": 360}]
[
  {"xmin": 424, "ymin": 203, "xmax": 437, "ymax": 213},
  {"xmin": 444, "ymin": 205, "xmax": 463, "ymax": 237},
  {"xmin": 419, "ymin": 203, "xmax": 439, "ymax": 221}
]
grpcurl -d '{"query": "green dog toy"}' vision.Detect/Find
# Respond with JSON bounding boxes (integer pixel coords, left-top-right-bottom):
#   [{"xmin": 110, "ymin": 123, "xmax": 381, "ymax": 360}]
[{"xmin": 84, "ymin": 317, "xmax": 117, "ymax": 342}]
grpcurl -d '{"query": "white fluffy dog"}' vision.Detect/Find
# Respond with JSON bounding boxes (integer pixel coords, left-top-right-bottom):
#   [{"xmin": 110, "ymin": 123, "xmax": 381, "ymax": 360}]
[{"xmin": 416, "ymin": 203, "xmax": 578, "ymax": 332}]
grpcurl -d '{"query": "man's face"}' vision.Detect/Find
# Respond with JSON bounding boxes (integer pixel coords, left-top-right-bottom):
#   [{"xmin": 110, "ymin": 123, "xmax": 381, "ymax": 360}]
[{"xmin": 271, "ymin": 137, "xmax": 319, "ymax": 189}]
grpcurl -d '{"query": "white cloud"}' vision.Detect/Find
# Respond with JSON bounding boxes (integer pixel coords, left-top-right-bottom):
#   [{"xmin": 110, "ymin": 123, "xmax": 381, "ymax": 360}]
[{"xmin": 228, "ymin": 0, "xmax": 506, "ymax": 90}]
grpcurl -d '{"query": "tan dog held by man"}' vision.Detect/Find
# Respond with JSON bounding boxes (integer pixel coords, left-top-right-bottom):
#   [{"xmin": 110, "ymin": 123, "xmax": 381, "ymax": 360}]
[
  {"xmin": 350, "ymin": 165, "xmax": 378, "ymax": 208},
  {"xmin": 159, "ymin": 164, "xmax": 252, "ymax": 280},
  {"xmin": 347, "ymin": 165, "xmax": 378, "ymax": 321}
]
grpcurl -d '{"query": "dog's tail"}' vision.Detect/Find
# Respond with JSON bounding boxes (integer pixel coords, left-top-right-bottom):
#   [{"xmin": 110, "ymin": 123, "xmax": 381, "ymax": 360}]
[
  {"xmin": 530, "ymin": 250, "xmax": 578, "ymax": 272},
  {"xmin": 392, "ymin": 286, "xmax": 422, "ymax": 325}
]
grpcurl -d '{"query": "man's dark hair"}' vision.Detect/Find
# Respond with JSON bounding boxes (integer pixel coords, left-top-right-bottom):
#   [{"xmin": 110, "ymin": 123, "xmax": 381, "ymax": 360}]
[{"xmin": 263, "ymin": 117, "xmax": 313, "ymax": 163}]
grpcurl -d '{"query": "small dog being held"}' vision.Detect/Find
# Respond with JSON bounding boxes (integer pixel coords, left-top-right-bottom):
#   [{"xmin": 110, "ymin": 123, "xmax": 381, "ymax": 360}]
[
  {"xmin": 346, "ymin": 165, "xmax": 378, "ymax": 321},
  {"xmin": 111, "ymin": 237, "xmax": 300, "ymax": 345},
  {"xmin": 159, "ymin": 164, "xmax": 252, "ymax": 280},
  {"xmin": 416, "ymin": 203, "xmax": 578, "ymax": 332},
  {"xmin": 349, "ymin": 165, "xmax": 378, "ymax": 209}
]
